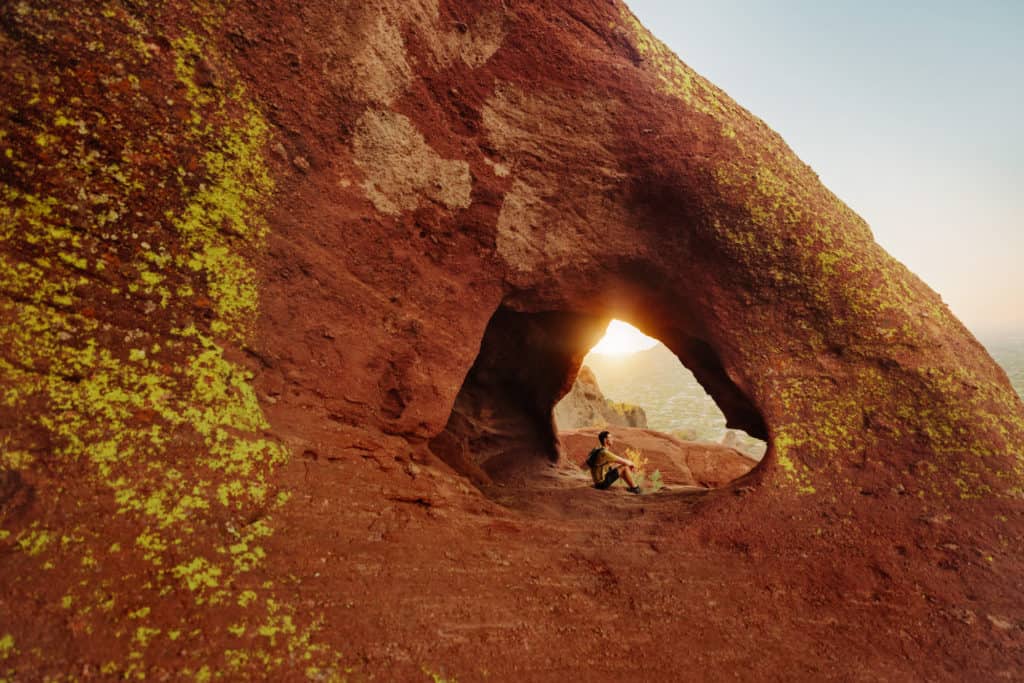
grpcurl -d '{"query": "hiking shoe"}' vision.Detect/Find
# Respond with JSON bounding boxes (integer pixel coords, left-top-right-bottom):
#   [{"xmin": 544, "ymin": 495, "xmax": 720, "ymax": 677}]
[{"xmin": 627, "ymin": 486, "xmax": 642, "ymax": 495}]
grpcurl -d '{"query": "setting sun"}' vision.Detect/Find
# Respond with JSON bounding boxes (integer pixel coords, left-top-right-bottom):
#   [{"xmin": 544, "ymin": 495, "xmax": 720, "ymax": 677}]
[{"xmin": 589, "ymin": 319, "xmax": 659, "ymax": 355}]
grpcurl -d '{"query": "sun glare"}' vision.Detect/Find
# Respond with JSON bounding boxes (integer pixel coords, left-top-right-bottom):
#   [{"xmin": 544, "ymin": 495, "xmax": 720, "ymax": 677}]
[{"xmin": 590, "ymin": 320, "xmax": 659, "ymax": 355}]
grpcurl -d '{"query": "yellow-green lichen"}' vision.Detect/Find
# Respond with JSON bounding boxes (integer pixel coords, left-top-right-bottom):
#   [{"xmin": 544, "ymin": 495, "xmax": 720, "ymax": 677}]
[
  {"xmin": 772, "ymin": 432, "xmax": 818, "ymax": 495},
  {"xmin": 16, "ymin": 528, "xmax": 54, "ymax": 557},
  {"xmin": 133, "ymin": 626, "xmax": 161, "ymax": 648},
  {"xmin": 423, "ymin": 667, "xmax": 459, "ymax": 683},
  {"xmin": 0, "ymin": 634, "xmax": 14, "ymax": 659},
  {"xmin": 172, "ymin": 557, "xmax": 222, "ymax": 592},
  {"xmin": 0, "ymin": 4, "xmax": 344, "ymax": 678},
  {"xmin": 619, "ymin": 6, "xmax": 741, "ymax": 128}
]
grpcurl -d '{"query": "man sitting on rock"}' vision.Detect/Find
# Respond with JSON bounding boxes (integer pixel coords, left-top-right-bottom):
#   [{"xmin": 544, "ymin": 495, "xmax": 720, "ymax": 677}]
[{"xmin": 586, "ymin": 430, "xmax": 642, "ymax": 494}]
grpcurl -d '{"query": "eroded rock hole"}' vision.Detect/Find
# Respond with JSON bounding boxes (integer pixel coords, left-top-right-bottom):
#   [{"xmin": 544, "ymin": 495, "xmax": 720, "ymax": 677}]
[
  {"xmin": 430, "ymin": 308, "xmax": 768, "ymax": 496},
  {"xmin": 561, "ymin": 332, "xmax": 767, "ymax": 458},
  {"xmin": 557, "ymin": 322, "xmax": 768, "ymax": 490}
]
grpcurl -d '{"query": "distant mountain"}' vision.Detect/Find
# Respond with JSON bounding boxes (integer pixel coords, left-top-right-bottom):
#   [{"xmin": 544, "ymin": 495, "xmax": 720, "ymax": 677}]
[{"xmin": 585, "ymin": 343, "xmax": 690, "ymax": 390}]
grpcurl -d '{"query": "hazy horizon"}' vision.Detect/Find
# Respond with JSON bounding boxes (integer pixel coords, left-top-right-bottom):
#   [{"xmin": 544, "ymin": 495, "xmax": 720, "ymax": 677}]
[
  {"xmin": 626, "ymin": 1, "xmax": 1024, "ymax": 338},
  {"xmin": 586, "ymin": 336, "xmax": 1024, "ymax": 404}
]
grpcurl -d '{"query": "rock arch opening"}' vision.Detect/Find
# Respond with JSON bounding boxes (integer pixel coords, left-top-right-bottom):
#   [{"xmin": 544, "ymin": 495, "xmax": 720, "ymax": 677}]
[
  {"xmin": 564, "ymin": 322, "xmax": 768, "ymax": 461},
  {"xmin": 429, "ymin": 306, "xmax": 769, "ymax": 494}
]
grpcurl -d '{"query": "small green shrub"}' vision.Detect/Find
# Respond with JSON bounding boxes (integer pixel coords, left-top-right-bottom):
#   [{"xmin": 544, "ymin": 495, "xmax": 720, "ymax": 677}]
[{"xmin": 624, "ymin": 447, "xmax": 662, "ymax": 492}]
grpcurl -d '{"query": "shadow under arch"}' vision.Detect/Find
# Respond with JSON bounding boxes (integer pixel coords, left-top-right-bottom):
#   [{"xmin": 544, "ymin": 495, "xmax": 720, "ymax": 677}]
[{"xmin": 428, "ymin": 304, "xmax": 769, "ymax": 492}]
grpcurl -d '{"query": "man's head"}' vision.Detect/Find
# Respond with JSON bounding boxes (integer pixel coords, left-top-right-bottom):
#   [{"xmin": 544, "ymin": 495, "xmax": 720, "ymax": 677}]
[{"xmin": 598, "ymin": 430, "xmax": 611, "ymax": 447}]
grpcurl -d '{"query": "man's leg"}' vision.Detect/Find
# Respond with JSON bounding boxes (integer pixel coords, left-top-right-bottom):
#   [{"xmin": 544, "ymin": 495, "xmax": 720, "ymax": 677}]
[
  {"xmin": 618, "ymin": 465, "xmax": 638, "ymax": 488},
  {"xmin": 595, "ymin": 468, "xmax": 620, "ymax": 490}
]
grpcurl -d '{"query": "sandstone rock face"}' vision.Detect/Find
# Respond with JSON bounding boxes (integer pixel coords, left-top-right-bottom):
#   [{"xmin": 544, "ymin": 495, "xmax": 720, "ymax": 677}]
[
  {"xmin": 2, "ymin": 1, "xmax": 1024, "ymax": 680},
  {"xmin": 553, "ymin": 366, "xmax": 648, "ymax": 431}
]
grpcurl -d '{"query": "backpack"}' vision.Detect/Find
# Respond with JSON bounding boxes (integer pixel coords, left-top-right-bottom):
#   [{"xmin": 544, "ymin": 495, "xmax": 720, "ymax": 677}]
[{"xmin": 585, "ymin": 447, "xmax": 603, "ymax": 468}]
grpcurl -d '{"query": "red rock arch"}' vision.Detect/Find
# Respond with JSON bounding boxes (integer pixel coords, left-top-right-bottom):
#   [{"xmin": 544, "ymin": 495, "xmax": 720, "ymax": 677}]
[
  {"xmin": 429, "ymin": 304, "xmax": 768, "ymax": 487},
  {"xmin": 3, "ymin": 1, "xmax": 1024, "ymax": 679}
]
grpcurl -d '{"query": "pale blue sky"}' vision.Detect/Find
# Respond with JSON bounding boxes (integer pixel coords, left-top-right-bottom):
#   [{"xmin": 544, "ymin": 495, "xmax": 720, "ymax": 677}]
[{"xmin": 626, "ymin": 1, "xmax": 1023, "ymax": 338}]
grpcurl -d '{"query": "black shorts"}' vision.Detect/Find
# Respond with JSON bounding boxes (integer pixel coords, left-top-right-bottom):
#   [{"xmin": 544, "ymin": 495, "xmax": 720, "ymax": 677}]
[{"xmin": 594, "ymin": 468, "xmax": 620, "ymax": 490}]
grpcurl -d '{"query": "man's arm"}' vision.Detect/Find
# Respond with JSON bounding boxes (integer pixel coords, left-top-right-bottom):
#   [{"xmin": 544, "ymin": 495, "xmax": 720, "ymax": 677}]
[{"xmin": 608, "ymin": 451, "xmax": 635, "ymax": 469}]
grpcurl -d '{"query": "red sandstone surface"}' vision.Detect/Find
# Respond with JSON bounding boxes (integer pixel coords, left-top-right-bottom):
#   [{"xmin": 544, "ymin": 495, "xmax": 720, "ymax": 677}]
[{"xmin": 2, "ymin": 1, "xmax": 1024, "ymax": 680}]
